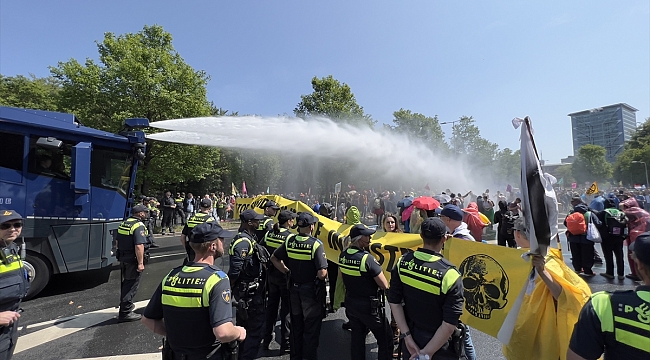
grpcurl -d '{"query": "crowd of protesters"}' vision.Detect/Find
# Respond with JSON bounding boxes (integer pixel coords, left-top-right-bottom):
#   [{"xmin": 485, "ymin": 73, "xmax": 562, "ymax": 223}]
[{"xmin": 140, "ymin": 184, "xmax": 646, "ymax": 282}]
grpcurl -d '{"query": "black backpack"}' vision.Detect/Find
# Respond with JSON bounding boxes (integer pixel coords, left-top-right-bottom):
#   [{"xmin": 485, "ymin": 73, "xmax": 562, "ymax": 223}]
[{"xmin": 603, "ymin": 208, "xmax": 627, "ymax": 237}]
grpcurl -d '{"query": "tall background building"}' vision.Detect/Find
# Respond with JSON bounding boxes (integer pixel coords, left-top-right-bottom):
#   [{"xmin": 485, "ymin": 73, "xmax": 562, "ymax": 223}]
[{"xmin": 568, "ymin": 103, "xmax": 638, "ymax": 163}]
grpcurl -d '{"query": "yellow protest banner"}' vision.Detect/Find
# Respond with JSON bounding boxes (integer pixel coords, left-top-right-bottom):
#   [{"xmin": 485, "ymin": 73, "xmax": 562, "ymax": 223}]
[
  {"xmin": 442, "ymin": 238, "xmax": 530, "ymax": 338},
  {"xmin": 235, "ymin": 195, "xmax": 532, "ymax": 338},
  {"xmin": 585, "ymin": 181, "xmax": 598, "ymax": 195},
  {"xmin": 234, "ymin": 195, "xmax": 421, "ymax": 279}
]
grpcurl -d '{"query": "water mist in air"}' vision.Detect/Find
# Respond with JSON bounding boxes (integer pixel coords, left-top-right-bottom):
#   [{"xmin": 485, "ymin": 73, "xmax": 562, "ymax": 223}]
[{"xmin": 147, "ymin": 116, "xmax": 487, "ymax": 193}]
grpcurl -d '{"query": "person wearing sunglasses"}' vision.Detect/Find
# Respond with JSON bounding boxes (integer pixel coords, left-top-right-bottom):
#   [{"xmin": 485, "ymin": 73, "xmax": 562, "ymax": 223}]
[{"xmin": 0, "ymin": 209, "xmax": 29, "ymax": 360}]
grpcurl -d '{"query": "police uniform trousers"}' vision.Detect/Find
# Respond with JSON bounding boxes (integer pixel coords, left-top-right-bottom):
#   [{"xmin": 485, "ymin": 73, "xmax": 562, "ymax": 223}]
[
  {"xmin": 0, "ymin": 322, "xmax": 18, "ymax": 360},
  {"xmin": 345, "ymin": 297, "xmax": 392, "ymax": 360},
  {"xmin": 119, "ymin": 262, "xmax": 142, "ymax": 314},
  {"xmin": 169, "ymin": 350, "xmax": 224, "ymax": 360},
  {"xmin": 289, "ymin": 283, "xmax": 323, "ymax": 360},
  {"xmin": 326, "ymin": 260, "xmax": 338, "ymax": 311},
  {"xmin": 236, "ymin": 290, "xmax": 265, "ymax": 360},
  {"xmin": 401, "ymin": 325, "xmax": 459, "ymax": 360},
  {"xmin": 264, "ymin": 276, "xmax": 291, "ymax": 347}
]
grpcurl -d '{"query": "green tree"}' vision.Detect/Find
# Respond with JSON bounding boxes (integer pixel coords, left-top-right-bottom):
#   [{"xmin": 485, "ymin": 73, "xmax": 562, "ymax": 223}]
[
  {"xmin": 389, "ymin": 109, "xmax": 448, "ymax": 151},
  {"xmin": 294, "ymin": 75, "xmax": 374, "ymax": 127},
  {"xmin": 0, "ymin": 74, "xmax": 60, "ymax": 111},
  {"xmin": 554, "ymin": 164, "xmax": 576, "ymax": 185},
  {"xmin": 50, "ymin": 25, "xmax": 217, "ymax": 194},
  {"xmin": 624, "ymin": 117, "xmax": 650, "ymax": 150},
  {"xmin": 571, "ymin": 144, "xmax": 613, "ymax": 184},
  {"xmin": 613, "ymin": 117, "xmax": 650, "ymax": 186},
  {"xmin": 613, "ymin": 145, "xmax": 650, "ymax": 186},
  {"xmin": 494, "ymin": 148, "xmax": 521, "ymax": 185},
  {"xmin": 449, "ymin": 116, "xmax": 499, "ymax": 164}
]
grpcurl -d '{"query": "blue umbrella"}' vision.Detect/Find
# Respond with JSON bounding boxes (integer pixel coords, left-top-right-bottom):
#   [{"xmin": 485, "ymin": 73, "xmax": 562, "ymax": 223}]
[{"xmin": 397, "ymin": 196, "xmax": 413, "ymax": 208}]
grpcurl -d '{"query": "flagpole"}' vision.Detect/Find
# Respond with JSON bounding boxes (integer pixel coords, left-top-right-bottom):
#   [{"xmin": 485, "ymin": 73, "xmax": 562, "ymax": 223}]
[{"xmin": 335, "ymin": 192, "xmax": 340, "ymax": 221}]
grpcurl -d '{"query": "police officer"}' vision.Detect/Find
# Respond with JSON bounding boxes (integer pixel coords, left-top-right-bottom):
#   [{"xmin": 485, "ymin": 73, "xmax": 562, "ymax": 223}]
[
  {"xmin": 261, "ymin": 210, "xmax": 296, "ymax": 352},
  {"xmin": 217, "ymin": 196, "xmax": 227, "ymax": 221},
  {"xmin": 116, "ymin": 204, "xmax": 150, "ymax": 322},
  {"xmin": 567, "ymin": 232, "xmax": 650, "ymax": 360},
  {"xmin": 339, "ymin": 224, "xmax": 392, "ymax": 360},
  {"xmin": 181, "ymin": 198, "xmax": 216, "ymax": 263},
  {"xmin": 270, "ymin": 212, "xmax": 328, "ymax": 360},
  {"xmin": 229, "ymin": 209, "xmax": 268, "ymax": 360},
  {"xmin": 141, "ymin": 197, "xmax": 160, "ymax": 248},
  {"xmin": 388, "ymin": 217, "xmax": 465, "ymax": 360},
  {"xmin": 0, "ymin": 210, "xmax": 29, "ymax": 360},
  {"xmin": 142, "ymin": 222, "xmax": 247, "ymax": 360},
  {"xmin": 146, "ymin": 197, "xmax": 160, "ymax": 228},
  {"xmin": 256, "ymin": 200, "xmax": 280, "ymax": 241}
]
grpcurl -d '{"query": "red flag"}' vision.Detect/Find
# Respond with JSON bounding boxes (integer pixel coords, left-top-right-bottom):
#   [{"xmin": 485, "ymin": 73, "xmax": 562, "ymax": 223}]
[
  {"xmin": 242, "ymin": 181, "xmax": 247, "ymax": 194},
  {"xmin": 506, "ymin": 184, "xmax": 512, "ymax": 192},
  {"xmin": 424, "ymin": 183, "xmax": 430, "ymax": 191}
]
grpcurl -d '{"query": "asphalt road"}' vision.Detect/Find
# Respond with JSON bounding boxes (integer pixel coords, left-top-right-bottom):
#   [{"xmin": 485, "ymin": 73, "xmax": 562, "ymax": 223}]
[{"xmin": 12, "ymin": 218, "xmax": 640, "ymax": 360}]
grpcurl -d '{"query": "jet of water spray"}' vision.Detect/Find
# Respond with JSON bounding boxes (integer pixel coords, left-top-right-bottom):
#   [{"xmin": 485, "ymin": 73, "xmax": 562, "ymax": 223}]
[{"xmin": 148, "ymin": 116, "xmax": 493, "ymax": 193}]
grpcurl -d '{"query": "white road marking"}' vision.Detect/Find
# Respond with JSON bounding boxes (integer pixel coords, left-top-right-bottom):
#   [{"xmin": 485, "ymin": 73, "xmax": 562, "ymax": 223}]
[
  {"xmin": 67, "ymin": 353, "xmax": 160, "ymax": 360},
  {"xmin": 14, "ymin": 300, "xmax": 150, "ymax": 354},
  {"xmin": 149, "ymin": 252, "xmax": 186, "ymax": 259}
]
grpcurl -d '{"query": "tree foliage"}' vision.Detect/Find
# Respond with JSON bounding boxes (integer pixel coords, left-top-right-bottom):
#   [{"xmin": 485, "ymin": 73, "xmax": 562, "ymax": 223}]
[
  {"xmin": 572, "ymin": 144, "xmax": 613, "ymax": 184},
  {"xmin": 494, "ymin": 148, "xmax": 521, "ymax": 185},
  {"xmin": 50, "ymin": 25, "xmax": 218, "ymax": 194},
  {"xmin": 389, "ymin": 109, "xmax": 448, "ymax": 152},
  {"xmin": 554, "ymin": 164, "xmax": 576, "ymax": 185},
  {"xmin": 294, "ymin": 75, "xmax": 374, "ymax": 127},
  {"xmin": 613, "ymin": 117, "xmax": 650, "ymax": 186},
  {"xmin": 0, "ymin": 74, "xmax": 60, "ymax": 111},
  {"xmin": 449, "ymin": 116, "xmax": 499, "ymax": 164}
]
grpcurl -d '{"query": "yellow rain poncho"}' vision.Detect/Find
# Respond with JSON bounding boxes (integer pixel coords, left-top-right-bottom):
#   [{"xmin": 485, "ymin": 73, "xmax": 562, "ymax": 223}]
[{"xmin": 503, "ymin": 249, "xmax": 591, "ymax": 360}]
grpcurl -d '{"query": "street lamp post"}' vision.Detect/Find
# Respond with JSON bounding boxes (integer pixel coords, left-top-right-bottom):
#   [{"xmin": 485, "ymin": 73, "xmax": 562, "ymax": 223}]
[
  {"xmin": 631, "ymin": 161, "xmax": 649, "ymax": 188},
  {"xmin": 440, "ymin": 121, "xmax": 459, "ymax": 126}
]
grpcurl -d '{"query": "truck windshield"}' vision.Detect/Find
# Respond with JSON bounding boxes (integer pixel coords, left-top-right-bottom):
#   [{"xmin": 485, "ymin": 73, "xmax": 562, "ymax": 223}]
[{"xmin": 91, "ymin": 148, "xmax": 133, "ymax": 197}]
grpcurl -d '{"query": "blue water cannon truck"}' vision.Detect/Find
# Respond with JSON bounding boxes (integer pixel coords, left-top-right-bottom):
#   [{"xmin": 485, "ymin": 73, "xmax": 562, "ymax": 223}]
[{"xmin": 0, "ymin": 106, "xmax": 148, "ymax": 298}]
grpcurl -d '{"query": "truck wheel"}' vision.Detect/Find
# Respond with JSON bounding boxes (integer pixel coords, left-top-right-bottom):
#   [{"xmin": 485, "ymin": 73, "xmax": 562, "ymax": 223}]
[{"xmin": 23, "ymin": 253, "xmax": 52, "ymax": 300}]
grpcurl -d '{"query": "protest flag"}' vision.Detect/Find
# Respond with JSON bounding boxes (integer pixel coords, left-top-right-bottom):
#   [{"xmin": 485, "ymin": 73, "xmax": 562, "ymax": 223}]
[
  {"xmin": 231, "ymin": 182, "xmax": 238, "ymax": 195},
  {"xmin": 512, "ymin": 116, "xmax": 559, "ymax": 256},
  {"xmin": 586, "ymin": 182, "xmax": 598, "ymax": 195},
  {"xmin": 242, "ymin": 181, "xmax": 247, "ymax": 194}
]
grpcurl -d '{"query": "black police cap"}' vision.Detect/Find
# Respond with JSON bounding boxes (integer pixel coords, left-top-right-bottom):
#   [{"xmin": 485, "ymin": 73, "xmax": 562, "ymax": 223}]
[
  {"xmin": 349, "ymin": 224, "xmax": 375, "ymax": 238},
  {"xmin": 296, "ymin": 212, "xmax": 318, "ymax": 227},
  {"xmin": 421, "ymin": 217, "xmax": 447, "ymax": 239},
  {"xmin": 240, "ymin": 209, "xmax": 264, "ymax": 222},
  {"xmin": 191, "ymin": 222, "xmax": 233, "ymax": 243},
  {"xmin": 262, "ymin": 200, "xmax": 280, "ymax": 210},
  {"xmin": 0, "ymin": 210, "xmax": 22, "ymax": 224},
  {"xmin": 131, "ymin": 204, "xmax": 149, "ymax": 214},
  {"xmin": 278, "ymin": 210, "xmax": 298, "ymax": 224}
]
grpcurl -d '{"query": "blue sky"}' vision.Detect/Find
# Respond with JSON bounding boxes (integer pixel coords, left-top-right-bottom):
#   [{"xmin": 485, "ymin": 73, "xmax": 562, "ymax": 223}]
[{"xmin": 1, "ymin": 1, "xmax": 648, "ymax": 163}]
